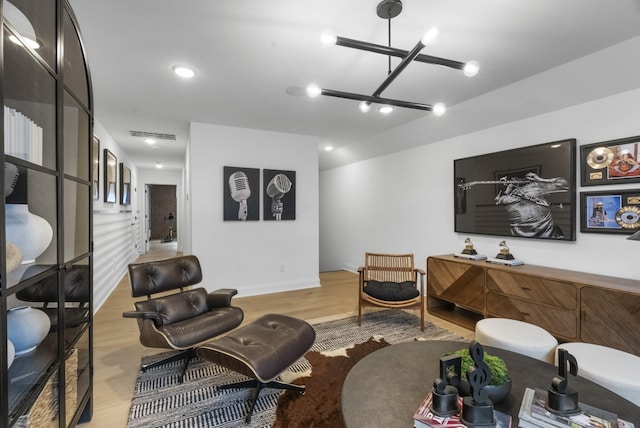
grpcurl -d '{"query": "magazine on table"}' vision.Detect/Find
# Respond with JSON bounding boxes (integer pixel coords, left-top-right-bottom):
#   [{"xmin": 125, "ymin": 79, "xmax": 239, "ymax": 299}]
[
  {"xmin": 414, "ymin": 391, "xmax": 511, "ymax": 428},
  {"xmin": 517, "ymin": 388, "xmax": 633, "ymax": 428}
]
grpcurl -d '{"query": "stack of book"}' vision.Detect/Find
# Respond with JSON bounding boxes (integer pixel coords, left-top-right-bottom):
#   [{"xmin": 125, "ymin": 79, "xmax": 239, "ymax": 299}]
[
  {"xmin": 518, "ymin": 388, "xmax": 634, "ymax": 428},
  {"xmin": 414, "ymin": 391, "xmax": 512, "ymax": 428}
]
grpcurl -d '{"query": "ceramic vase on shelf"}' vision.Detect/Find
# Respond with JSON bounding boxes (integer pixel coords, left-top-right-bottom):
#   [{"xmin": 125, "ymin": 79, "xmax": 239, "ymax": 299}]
[
  {"xmin": 7, "ymin": 306, "xmax": 51, "ymax": 355},
  {"xmin": 4, "ymin": 163, "xmax": 53, "ymax": 264},
  {"xmin": 7, "ymin": 339, "xmax": 15, "ymax": 368}
]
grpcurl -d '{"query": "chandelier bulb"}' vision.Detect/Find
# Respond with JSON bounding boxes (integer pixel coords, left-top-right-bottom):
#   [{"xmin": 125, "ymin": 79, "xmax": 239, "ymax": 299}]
[
  {"xmin": 359, "ymin": 101, "xmax": 371, "ymax": 113},
  {"xmin": 463, "ymin": 61, "xmax": 479, "ymax": 77},
  {"xmin": 432, "ymin": 103, "xmax": 446, "ymax": 116},
  {"xmin": 321, "ymin": 33, "xmax": 337, "ymax": 46},
  {"xmin": 306, "ymin": 84, "xmax": 322, "ymax": 98},
  {"xmin": 421, "ymin": 27, "xmax": 439, "ymax": 45}
]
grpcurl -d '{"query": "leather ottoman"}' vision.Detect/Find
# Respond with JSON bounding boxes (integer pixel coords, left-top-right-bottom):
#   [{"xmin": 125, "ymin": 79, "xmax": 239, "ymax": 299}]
[{"xmin": 197, "ymin": 313, "xmax": 316, "ymax": 422}]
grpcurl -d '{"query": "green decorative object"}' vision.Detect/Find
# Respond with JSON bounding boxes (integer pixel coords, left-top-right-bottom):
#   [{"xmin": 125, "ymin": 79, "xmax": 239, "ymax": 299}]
[{"xmin": 446, "ymin": 348, "xmax": 510, "ymax": 386}]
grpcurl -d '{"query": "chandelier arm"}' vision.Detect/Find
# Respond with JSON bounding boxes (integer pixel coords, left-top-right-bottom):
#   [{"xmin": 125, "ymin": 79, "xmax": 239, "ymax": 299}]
[
  {"xmin": 319, "ymin": 88, "xmax": 433, "ymax": 111},
  {"xmin": 372, "ymin": 38, "xmax": 425, "ymax": 97},
  {"xmin": 335, "ymin": 36, "xmax": 466, "ymax": 70}
]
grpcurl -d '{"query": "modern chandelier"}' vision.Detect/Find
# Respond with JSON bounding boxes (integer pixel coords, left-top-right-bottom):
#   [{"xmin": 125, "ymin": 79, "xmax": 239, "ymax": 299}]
[{"xmin": 306, "ymin": 0, "xmax": 479, "ymax": 115}]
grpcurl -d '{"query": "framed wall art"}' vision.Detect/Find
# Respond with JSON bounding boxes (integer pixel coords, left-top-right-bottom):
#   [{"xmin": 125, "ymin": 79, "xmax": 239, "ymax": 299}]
[
  {"xmin": 120, "ymin": 163, "xmax": 131, "ymax": 205},
  {"xmin": 454, "ymin": 139, "xmax": 576, "ymax": 241},
  {"xmin": 580, "ymin": 135, "xmax": 640, "ymax": 186},
  {"xmin": 580, "ymin": 189, "xmax": 640, "ymax": 234},
  {"xmin": 223, "ymin": 166, "xmax": 259, "ymax": 221},
  {"xmin": 103, "ymin": 149, "xmax": 117, "ymax": 203},
  {"xmin": 92, "ymin": 135, "xmax": 100, "ymax": 200},
  {"xmin": 263, "ymin": 169, "xmax": 296, "ymax": 221}
]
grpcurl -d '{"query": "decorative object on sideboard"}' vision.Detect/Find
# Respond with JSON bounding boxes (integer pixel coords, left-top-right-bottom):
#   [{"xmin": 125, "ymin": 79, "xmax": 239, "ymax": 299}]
[
  {"xmin": 628, "ymin": 229, "xmax": 640, "ymax": 240},
  {"xmin": 303, "ymin": 0, "xmax": 478, "ymax": 114},
  {"xmin": 454, "ymin": 237, "xmax": 487, "ymax": 260},
  {"xmin": 486, "ymin": 241, "xmax": 524, "ymax": 266},
  {"xmin": 4, "ymin": 163, "xmax": 53, "ymax": 264},
  {"xmin": 547, "ymin": 348, "xmax": 580, "ymax": 414},
  {"xmin": 6, "ymin": 306, "xmax": 51, "ymax": 355}
]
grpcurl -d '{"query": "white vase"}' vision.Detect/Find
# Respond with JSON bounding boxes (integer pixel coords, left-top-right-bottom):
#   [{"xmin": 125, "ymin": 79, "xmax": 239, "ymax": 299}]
[
  {"xmin": 5, "ymin": 204, "xmax": 53, "ymax": 264},
  {"xmin": 7, "ymin": 306, "xmax": 51, "ymax": 355},
  {"xmin": 7, "ymin": 339, "xmax": 15, "ymax": 368}
]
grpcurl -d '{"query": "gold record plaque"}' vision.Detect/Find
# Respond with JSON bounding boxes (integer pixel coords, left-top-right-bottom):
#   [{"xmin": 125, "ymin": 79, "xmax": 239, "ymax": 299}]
[
  {"xmin": 586, "ymin": 147, "xmax": 614, "ymax": 169},
  {"xmin": 581, "ymin": 190, "xmax": 640, "ymax": 233},
  {"xmin": 615, "ymin": 206, "xmax": 640, "ymax": 229},
  {"xmin": 581, "ymin": 136, "xmax": 640, "ymax": 186}
]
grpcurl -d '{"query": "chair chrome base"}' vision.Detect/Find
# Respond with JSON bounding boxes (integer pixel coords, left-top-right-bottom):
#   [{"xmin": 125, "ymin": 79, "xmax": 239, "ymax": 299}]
[
  {"xmin": 217, "ymin": 379, "xmax": 305, "ymax": 423},
  {"xmin": 141, "ymin": 348, "xmax": 196, "ymax": 383}
]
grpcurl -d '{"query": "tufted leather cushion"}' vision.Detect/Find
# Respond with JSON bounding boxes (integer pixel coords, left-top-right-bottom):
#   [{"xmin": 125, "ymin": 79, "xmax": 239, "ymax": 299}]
[
  {"xmin": 363, "ymin": 280, "xmax": 419, "ymax": 301},
  {"xmin": 135, "ymin": 288, "xmax": 209, "ymax": 326},
  {"xmin": 128, "ymin": 255, "xmax": 203, "ymax": 297},
  {"xmin": 197, "ymin": 314, "xmax": 316, "ymax": 383}
]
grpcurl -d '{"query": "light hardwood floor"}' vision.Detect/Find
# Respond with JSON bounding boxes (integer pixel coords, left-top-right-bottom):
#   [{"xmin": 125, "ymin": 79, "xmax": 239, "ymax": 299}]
[{"xmin": 82, "ymin": 242, "xmax": 473, "ymax": 427}]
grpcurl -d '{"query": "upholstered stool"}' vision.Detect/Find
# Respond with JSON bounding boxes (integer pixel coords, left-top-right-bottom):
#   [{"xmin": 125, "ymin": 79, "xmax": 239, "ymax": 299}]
[
  {"xmin": 556, "ymin": 342, "xmax": 640, "ymax": 406},
  {"xmin": 197, "ymin": 313, "xmax": 316, "ymax": 423},
  {"xmin": 475, "ymin": 318, "xmax": 558, "ymax": 363}
]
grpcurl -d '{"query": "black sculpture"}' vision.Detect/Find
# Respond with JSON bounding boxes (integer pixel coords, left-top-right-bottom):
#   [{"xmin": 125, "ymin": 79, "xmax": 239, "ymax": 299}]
[
  {"xmin": 431, "ymin": 354, "xmax": 462, "ymax": 417},
  {"xmin": 547, "ymin": 348, "xmax": 579, "ymax": 414},
  {"xmin": 460, "ymin": 341, "xmax": 496, "ymax": 427}
]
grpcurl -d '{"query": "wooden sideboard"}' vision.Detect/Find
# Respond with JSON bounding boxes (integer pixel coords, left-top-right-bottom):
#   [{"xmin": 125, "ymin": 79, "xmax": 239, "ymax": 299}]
[{"xmin": 426, "ymin": 254, "xmax": 640, "ymax": 355}]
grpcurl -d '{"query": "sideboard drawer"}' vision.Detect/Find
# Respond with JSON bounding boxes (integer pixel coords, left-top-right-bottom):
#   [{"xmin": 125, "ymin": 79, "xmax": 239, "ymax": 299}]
[
  {"xmin": 427, "ymin": 258, "xmax": 484, "ymax": 311},
  {"xmin": 486, "ymin": 269, "xmax": 577, "ymax": 310},
  {"xmin": 486, "ymin": 292, "xmax": 578, "ymax": 340}
]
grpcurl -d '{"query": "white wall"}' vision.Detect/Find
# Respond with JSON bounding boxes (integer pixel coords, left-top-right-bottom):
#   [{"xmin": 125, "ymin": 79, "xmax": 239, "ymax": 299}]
[
  {"xmin": 189, "ymin": 122, "xmax": 319, "ymax": 296},
  {"xmin": 320, "ymin": 87, "xmax": 640, "ymax": 281},
  {"xmin": 92, "ymin": 120, "xmax": 139, "ymax": 311}
]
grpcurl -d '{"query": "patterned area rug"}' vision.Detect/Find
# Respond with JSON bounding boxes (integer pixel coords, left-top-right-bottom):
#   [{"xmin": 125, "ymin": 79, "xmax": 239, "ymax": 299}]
[{"xmin": 127, "ymin": 310, "xmax": 467, "ymax": 428}]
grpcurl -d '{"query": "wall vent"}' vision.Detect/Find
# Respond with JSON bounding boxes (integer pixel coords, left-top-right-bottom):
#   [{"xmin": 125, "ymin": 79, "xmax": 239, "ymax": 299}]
[{"xmin": 129, "ymin": 130, "xmax": 176, "ymax": 140}]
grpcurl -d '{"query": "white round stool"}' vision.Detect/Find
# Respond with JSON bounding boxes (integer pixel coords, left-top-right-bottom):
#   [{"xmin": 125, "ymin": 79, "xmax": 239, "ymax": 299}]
[
  {"xmin": 475, "ymin": 318, "xmax": 558, "ymax": 363},
  {"xmin": 557, "ymin": 342, "xmax": 640, "ymax": 406}
]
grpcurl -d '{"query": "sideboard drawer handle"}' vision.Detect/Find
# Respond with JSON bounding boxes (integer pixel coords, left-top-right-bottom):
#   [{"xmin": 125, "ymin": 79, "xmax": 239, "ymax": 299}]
[{"xmin": 520, "ymin": 287, "xmax": 531, "ymax": 291}]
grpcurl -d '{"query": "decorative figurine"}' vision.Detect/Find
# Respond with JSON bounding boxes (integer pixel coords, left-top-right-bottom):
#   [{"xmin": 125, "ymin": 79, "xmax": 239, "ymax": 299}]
[
  {"xmin": 495, "ymin": 240, "xmax": 515, "ymax": 261},
  {"xmin": 460, "ymin": 341, "xmax": 496, "ymax": 427},
  {"xmin": 547, "ymin": 349, "xmax": 580, "ymax": 414},
  {"xmin": 462, "ymin": 238, "xmax": 478, "ymax": 255},
  {"xmin": 431, "ymin": 354, "xmax": 462, "ymax": 417}
]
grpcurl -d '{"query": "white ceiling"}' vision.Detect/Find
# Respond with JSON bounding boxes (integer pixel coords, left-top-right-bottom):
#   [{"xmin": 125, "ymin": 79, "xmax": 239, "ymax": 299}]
[{"xmin": 68, "ymin": 0, "xmax": 640, "ymax": 171}]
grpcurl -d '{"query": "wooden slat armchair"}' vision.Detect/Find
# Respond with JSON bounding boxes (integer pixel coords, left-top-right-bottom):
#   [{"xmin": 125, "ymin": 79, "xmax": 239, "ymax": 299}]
[{"xmin": 358, "ymin": 252, "xmax": 426, "ymax": 331}]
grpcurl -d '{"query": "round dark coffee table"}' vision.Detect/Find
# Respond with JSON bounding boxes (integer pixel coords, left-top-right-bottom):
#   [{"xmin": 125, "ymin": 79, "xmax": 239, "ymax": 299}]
[{"xmin": 341, "ymin": 341, "xmax": 640, "ymax": 427}]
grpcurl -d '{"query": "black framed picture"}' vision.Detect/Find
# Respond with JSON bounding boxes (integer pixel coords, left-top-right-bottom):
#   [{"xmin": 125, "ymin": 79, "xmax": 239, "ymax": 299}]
[
  {"xmin": 92, "ymin": 136, "xmax": 100, "ymax": 200},
  {"xmin": 104, "ymin": 149, "xmax": 117, "ymax": 203},
  {"xmin": 120, "ymin": 163, "xmax": 131, "ymax": 205},
  {"xmin": 580, "ymin": 136, "xmax": 640, "ymax": 186},
  {"xmin": 223, "ymin": 166, "xmax": 259, "ymax": 221},
  {"xmin": 263, "ymin": 169, "xmax": 296, "ymax": 221},
  {"xmin": 454, "ymin": 139, "xmax": 576, "ymax": 241},
  {"xmin": 580, "ymin": 189, "xmax": 640, "ymax": 234}
]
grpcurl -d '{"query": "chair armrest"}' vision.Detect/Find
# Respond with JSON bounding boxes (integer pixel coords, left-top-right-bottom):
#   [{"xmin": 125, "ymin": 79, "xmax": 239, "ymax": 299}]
[
  {"xmin": 207, "ymin": 288, "xmax": 238, "ymax": 308},
  {"xmin": 123, "ymin": 310, "xmax": 163, "ymax": 324}
]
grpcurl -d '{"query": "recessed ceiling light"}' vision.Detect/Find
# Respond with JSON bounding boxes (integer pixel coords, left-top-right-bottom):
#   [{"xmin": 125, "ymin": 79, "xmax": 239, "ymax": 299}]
[
  {"xmin": 155, "ymin": 162, "xmax": 163, "ymax": 169},
  {"xmin": 324, "ymin": 146, "xmax": 334, "ymax": 151},
  {"xmin": 145, "ymin": 138, "xmax": 156, "ymax": 145},
  {"xmin": 172, "ymin": 65, "xmax": 195, "ymax": 78},
  {"xmin": 378, "ymin": 105, "xmax": 394, "ymax": 114}
]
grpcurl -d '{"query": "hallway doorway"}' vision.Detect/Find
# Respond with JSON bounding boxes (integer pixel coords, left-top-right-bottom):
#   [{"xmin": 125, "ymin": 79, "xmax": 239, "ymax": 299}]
[{"xmin": 147, "ymin": 184, "xmax": 177, "ymax": 245}]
